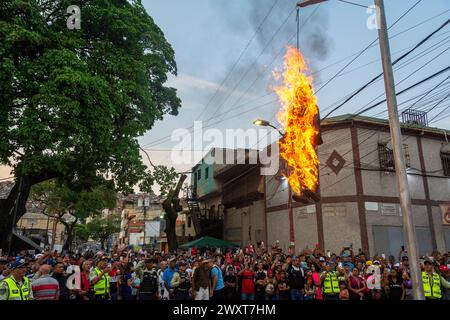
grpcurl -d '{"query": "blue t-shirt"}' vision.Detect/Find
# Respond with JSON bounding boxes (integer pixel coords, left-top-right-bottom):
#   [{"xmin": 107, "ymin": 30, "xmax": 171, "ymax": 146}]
[
  {"xmin": 344, "ymin": 262, "xmax": 355, "ymax": 271},
  {"xmin": 163, "ymin": 268, "xmax": 177, "ymax": 288},
  {"xmin": 211, "ymin": 265, "xmax": 225, "ymax": 291}
]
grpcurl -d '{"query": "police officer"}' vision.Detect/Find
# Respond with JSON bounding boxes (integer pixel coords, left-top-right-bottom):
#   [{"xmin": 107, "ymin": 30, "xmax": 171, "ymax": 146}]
[
  {"xmin": 137, "ymin": 258, "xmax": 159, "ymax": 300},
  {"xmin": 422, "ymin": 259, "xmax": 450, "ymax": 300},
  {"xmin": 320, "ymin": 262, "xmax": 340, "ymax": 300},
  {"xmin": 0, "ymin": 260, "xmax": 33, "ymax": 300},
  {"xmin": 89, "ymin": 256, "xmax": 110, "ymax": 300},
  {"xmin": 172, "ymin": 261, "xmax": 192, "ymax": 300}
]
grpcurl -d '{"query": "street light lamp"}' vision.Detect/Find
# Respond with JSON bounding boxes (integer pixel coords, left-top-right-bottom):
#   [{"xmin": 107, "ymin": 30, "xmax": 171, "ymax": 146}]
[
  {"xmin": 253, "ymin": 119, "xmax": 285, "ymax": 137},
  {"xmin": 297, "ymin": 0, "xmax": 328, "ymax": 8}
]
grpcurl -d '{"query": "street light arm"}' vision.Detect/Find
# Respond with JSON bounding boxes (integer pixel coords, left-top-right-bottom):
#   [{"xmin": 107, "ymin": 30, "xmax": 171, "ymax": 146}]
[{"xmin": 268, "ymin": 124, "xmax": 285, "ymax": 137}]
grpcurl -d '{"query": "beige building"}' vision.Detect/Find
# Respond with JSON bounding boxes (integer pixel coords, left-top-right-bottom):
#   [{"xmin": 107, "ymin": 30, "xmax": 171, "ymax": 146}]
[{"xmin": 265, "ymin": 114, "xmax": 450, "ymax": 257}]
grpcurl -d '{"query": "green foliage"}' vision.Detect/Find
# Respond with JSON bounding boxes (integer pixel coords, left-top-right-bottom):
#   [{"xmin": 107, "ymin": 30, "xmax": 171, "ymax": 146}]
[
  {"xmin": 85, "ymin": 214, "xmax": 121, "ymax": 243},
  {"xmin": 0, "ymin": 0, "xmax": 181, "ymax": 192},
  {"xmin": 139, "ymin": 165, "xmax": 179, "ymax": 197},
  {"xmin": 74, "ymin": 223, "xmax": 90, "ymax": 242},
  {"xmin": 30, "ymin": 179, "xmax": 116, "ymax": 223}
]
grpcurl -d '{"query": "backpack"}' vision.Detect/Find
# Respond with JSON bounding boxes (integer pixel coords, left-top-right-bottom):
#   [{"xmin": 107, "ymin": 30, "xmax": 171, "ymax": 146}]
[{"xmin": 140, "ymin": 270, "xmax": 158, "ymax": 294}]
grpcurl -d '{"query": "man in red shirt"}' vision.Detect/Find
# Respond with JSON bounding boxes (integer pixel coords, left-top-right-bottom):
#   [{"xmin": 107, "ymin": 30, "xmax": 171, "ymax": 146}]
[{"xmin": 239, "ymin": 263, "xmax": 255, "ymax": 300}]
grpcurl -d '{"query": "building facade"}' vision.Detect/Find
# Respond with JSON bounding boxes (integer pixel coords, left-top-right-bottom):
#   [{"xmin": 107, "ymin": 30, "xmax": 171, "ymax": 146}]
[
  {"xmin": 189, "ymin": 148, "xmax": 265, "ymax": 246},
  {"xmin": 265, "ymin": 114, "xmax": 450, "ymax": 257}
]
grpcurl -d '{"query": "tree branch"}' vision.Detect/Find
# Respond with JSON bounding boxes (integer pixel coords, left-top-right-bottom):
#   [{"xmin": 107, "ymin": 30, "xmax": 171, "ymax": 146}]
[{"xmin": 139, "ymin": 146, "xmax": 156, "ymax": 169}]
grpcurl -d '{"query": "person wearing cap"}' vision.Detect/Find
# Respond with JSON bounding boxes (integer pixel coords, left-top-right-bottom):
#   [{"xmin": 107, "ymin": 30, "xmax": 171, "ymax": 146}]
[
  {"xmin": 286, "ymin": 256, "xmax": 305, "ymax": 300},
  {"xmin": 89, "ymin": 256, "xmax": 111, "ymax": 300},
  {"xmin": 162, "ymin": 258, "xmax": 177, "ymax": 299},
  {"xmin": 422, "ymin": 259, "xmax": 450, "ymax": 300},
  {"xmin": 192, "ymin": 259, "xmax": 211, "ymax": 300},
  {"xmin": 439, "ymin": 264, "xmax": 450, "ymax": 300},
  {"xmin": 136, "ymin": 258, "xmax": 159, "ymax": 300},
  {"xmin": 0, "ymin": 260, "xmax": 33, "ymax": 300},
  {"xmin": 171, "ymin": 261, "xmax": 192, "ymax": 300},
  {"xmin": 320, "ymin": 262, "xmax": 340, "ymax": 300}
]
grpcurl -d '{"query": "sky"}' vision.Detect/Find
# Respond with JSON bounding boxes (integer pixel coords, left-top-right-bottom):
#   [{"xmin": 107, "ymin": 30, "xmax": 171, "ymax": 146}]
[
  {"xmin": 137, "ymin": 0, "xmax": 450, "ymax": 174},
  {"xmin": 1, "ymin": 0, "xmax": 449, "ymax": 185}
]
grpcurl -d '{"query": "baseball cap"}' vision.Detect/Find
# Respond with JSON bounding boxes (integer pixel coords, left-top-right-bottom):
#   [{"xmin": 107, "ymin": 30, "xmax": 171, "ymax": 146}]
[
  {"xmin": 439, "ymin": 265, "xmax": 448, "ymax": 272},
  {"xmin": 319, "ymin": 257, "xmax": 325, "ymax": 262},
  {"xmin": 423, "ymin": 259, "xmax": 432, "ymax": 265},
  {"xmin": 9, "ymin": 259, "xmax": 26, "ymax": 269},
  {"xmin": 373, "ymin": 260, "xmax": 380, "ymax": 265}
]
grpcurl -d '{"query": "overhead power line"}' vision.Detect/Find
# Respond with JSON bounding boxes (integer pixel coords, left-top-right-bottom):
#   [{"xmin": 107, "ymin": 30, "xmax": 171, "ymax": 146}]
[
  {"xmin": 354, "ymin": 66, "xmax": 450, "ymax": 116},
  {"xmin": 322, "ymin": 18, "xmax": 450, "ymax": 120}
]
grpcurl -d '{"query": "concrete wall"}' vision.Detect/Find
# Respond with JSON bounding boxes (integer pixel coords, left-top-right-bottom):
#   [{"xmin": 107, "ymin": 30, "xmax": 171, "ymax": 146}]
[
  {"xmin": 432, "ymin": 205, "xmax": 448, "ymax": 253},
  {"xmin": 358, "ymin": 128, "xmax": 425, "ymax": 199},
  {"xmin": 293, "ymin": 205, "xmax": 318, "ymax": 251},
  {"xmin": 322, "ymin": 202, "xmax": 362, "ymax": 254},
  {"xmin": 267, "ymin": 210, "xmax": 291, "ymax": 252},
  {"xmin": 421, "ymin": 137, "xmax": 450, "ymax": 201},
  {"xmin": 365, "ymin": 203, "xmax": 430, "ymax": 255},
  {"xmin": 319, "ymin": 128, "xmax": 356, "ymax": 197},
  {"xmin": 224, "ymin": 200, "xmax": 265, "ymax": 246}
]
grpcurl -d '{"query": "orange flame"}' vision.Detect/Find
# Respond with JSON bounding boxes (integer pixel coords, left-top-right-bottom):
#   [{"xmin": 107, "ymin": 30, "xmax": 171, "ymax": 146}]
[{"xmin": 274, "ymin": 46, "xmax": 320, "ymax": 195}]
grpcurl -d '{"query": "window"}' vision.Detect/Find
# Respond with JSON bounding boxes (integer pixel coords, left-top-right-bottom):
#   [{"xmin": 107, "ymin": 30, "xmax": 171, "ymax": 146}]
[
  {"xmin": 205, "ymin": 167, "xmax": 209, "ymax": 179},
  {"xmin": 193, "ymin": 172, "xmax": 197, "ymax": 182},
  {"xmin": 441, "ymin": 151, "xmax": 450, "ymax": 176},
  {"xmin": 378, "ymin": 143, "xmax": 394, "ymax": 170},
  {"xmin": 197, "ymin": 169, "xmax": 201, "ymax": 180},
  {"xmin": 187, "ymin": 216, "xmax": 192, "ymax": 228},
  {"xmin": 378, "ymin": 143, "xmax": 410, "ymax": 170}
]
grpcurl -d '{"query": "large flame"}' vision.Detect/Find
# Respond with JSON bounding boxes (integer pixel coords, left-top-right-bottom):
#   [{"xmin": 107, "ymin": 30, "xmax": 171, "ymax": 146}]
[{"xmin": 274, "ymin": 46, "xmax": 320, "ymax": 195}]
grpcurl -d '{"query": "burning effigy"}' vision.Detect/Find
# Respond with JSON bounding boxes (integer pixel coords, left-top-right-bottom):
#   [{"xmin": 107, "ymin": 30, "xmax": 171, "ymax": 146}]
[{"xmin": 274, "ymin": 46, "xmax": 322, "ymax": 202}]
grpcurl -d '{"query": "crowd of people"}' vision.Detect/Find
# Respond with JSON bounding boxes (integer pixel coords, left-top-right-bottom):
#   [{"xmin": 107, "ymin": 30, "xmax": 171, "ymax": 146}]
[{"xmin": 1, "ymin": 241, "xmax": 450, "ymax": 301}]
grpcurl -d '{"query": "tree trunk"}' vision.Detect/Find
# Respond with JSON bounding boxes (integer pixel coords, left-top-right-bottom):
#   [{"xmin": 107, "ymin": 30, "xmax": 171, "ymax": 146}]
[
  {"xmin": 62, "ymin": 223, "xmax": 75, "ymax": 253},
  {"xmin": 0, "ymin": 170, "xmax": 60, "ymax": 253},
  {"xmin": 163, "ymin": 174, "xmax": 187, "ymax": 253},
  {"xmin": 0, "ymin": 177, "xmax": 32, "ymax": 253}
]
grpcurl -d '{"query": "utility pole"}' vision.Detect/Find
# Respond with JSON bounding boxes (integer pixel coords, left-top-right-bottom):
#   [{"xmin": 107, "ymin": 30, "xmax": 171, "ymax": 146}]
[
  {"xmin": 142, "ymin": 195, "xmax": 149, "ymax": 247},
  {"xmin": 375, "ymin": 0, "xmax": 424, "ymax": 300}
]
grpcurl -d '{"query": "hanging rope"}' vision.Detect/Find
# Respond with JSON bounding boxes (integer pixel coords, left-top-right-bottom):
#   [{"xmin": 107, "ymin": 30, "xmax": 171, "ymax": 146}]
[{"xmin": 296, "ymin": 7, "xmax": 300, "ymax": 51}]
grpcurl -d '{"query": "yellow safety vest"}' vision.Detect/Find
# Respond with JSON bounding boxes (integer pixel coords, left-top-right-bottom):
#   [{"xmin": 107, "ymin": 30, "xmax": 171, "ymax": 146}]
[
  {"xmin": 422, "ymin": 271, "xmax": 442, "ymax": 299},
  {"xmin": 2, "ymin": 276, "xmax": 31, "ymax": 300},
  {"xmin": 93, "ymin": 267, "xmax": 110, "ymax": 296},
  {"xmin": 323, "ymin": 271, "xmax": 340, "ymax": 294}
]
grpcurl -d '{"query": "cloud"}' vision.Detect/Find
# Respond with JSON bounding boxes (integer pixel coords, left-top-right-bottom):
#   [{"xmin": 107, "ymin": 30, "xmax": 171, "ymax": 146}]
[{"xmin": 167, "ymin": 73, "xmax": 260, "ymax": 109}]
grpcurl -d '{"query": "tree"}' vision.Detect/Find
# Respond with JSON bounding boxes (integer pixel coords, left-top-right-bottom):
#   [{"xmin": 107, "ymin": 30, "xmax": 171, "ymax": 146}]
[
  {"xmin": 85, "ymin": 214, "xmax": 121, "ymax": 250},
  {"xmin": 29, "ymin": 179, "xmax": 116, "ymax": 251},
  {"xmin": 139, "ymin": 149, "xmax": 186, "ymax": 252},
  {"xmin": 0, "ymin": 0, "xmax": 181, "ymax": 251}
]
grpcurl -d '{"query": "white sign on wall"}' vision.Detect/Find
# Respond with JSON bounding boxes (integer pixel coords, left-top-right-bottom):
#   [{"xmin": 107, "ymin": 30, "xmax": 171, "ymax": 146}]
[
  {"xmin": 145, "ymin": 221, "xmax": 161, "ymax": 238},
  {"xmin": 381, "ymin": 203, "xmax": 397, "ymax": 216},
  {"xmin": 365, "ymin": 202, "xmax": 379, "ymax": 211}
]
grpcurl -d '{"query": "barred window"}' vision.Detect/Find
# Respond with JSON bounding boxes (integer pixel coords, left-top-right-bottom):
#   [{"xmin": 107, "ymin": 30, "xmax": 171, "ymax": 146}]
[
  {"xmin": 378, "ymin": 143, "xmax": 410, "ymax": 170},
  {"xmin": 441, "ymin": 151, "xmax": 450, "ymax": 176},
  {"xmin": 378, "ymin": 143, "xmax": 394, "ymax": 170}
]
